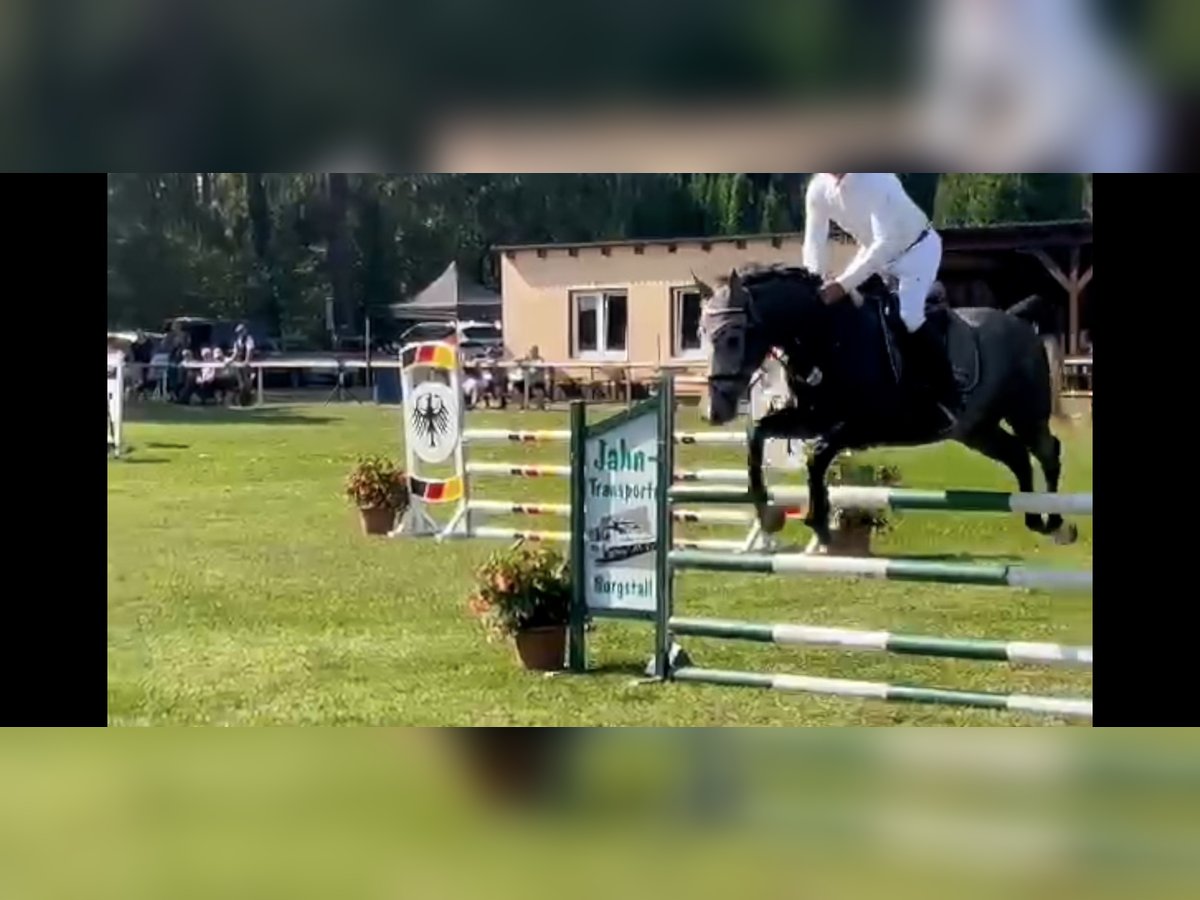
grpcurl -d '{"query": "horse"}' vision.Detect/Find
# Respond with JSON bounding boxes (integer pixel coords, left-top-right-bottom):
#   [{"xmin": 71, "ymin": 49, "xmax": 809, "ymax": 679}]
[{"xmin": 695, "ymin": 264, "xmax": 1078, "ymax": 548}]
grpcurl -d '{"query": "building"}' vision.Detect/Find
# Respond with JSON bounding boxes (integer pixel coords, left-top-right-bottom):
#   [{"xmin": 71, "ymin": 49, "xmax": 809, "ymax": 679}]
[
  {"xmin": 494, "ymin": 220, "xmax": 1092, "ymax": 367},
  {"xmin": 495, "ymin": 231, "xmax": 857, "ymax": 366}
]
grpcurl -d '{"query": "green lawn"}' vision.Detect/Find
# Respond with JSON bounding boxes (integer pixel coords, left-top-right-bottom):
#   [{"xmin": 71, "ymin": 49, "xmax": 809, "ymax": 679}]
[{"xmin": 108, "ymin": 400, "xmax": 1092, "ymax": 725}]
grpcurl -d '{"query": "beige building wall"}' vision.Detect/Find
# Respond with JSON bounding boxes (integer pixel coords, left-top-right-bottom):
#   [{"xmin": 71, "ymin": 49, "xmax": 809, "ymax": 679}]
[{"xmin": 499, "ymin": 236, "xmax": 857, "ymax": 366}]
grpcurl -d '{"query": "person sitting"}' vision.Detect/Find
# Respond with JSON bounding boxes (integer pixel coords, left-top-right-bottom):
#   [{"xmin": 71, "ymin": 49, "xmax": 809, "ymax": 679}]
[
  {"xmin": 211, "ymin": 348, "xmax": 238, "ymax": 404},
  {"xmin": 195, "ymin": 347, "xmax": 219, "ymax": 403},
  {"xmin": 462, "ymin": 366, "xmax": 482, "ymax": 410},
  {"xmin": 513, "ymin": 345, "xmax": 548, "ymax": 410}
]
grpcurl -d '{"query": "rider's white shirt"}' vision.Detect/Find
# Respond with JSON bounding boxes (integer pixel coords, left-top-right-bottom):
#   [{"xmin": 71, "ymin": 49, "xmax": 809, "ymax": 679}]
[{"xmin": 802, "ymin": 173, "xmax": 931, "ymax": 292}]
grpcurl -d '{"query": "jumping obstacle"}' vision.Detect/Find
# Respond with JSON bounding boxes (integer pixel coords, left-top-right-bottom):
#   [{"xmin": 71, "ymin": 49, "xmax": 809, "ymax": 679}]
[
  {"xmin": 670, "ymin": 485, "xmax": 1094, "ymax": 516},
  {"xmin": 107, "ymin": 352, "xmax": 125, "ymax": 457},
  {"xmin": 395, "ymin": 339, "xmax": 806, "ymax": 549},
  {"xmin": 396, "ymin": 342, "xmax": 1093, "ymax": 720},
  {"xmin": 563, "ymin": 374, "xmax": 1093, "ymax": 722},
  {"xmin": 668, "ymin": 550, "xmax": 1093, "ymax": 591}
]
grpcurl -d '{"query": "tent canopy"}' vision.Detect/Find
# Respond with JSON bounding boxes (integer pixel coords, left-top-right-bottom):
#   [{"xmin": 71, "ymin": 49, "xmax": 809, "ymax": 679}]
[{"xmin": 389, "ymin": 262, "xmax": 502, "ymax": 323}]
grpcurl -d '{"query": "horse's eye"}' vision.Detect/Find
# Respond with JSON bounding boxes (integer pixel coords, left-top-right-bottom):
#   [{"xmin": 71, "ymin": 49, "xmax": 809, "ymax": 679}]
[{"xmin": 724, "ymin": 336, "xmax": 738, "ymax": 349}]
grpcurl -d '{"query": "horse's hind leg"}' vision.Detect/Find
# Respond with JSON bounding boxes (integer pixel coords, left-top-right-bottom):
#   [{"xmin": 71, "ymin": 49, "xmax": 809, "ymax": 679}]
[
  {"xmin": 959, "ymin": 423, "xmax": 1055, "ymax": 536},
  {"xmin": 1007, "ymin": 414, "xmax": 1077, "ymax": 544}
]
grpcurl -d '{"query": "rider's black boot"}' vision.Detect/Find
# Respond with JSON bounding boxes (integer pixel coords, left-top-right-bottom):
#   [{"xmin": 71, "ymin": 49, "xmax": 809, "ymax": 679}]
[{"xmin": 908, "ymin": 318, "xmax": 961, "ymax": 427}]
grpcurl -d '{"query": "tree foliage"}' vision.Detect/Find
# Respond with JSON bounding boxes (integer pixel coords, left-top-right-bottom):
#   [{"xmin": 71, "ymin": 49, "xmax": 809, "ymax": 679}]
[{"xmin": 934, "ymin": 175, "xmax": 1088, "ymax": 227}]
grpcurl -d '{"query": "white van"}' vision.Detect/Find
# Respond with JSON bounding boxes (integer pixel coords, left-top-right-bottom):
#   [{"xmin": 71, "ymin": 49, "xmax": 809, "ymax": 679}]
[{"xmin": 587, "ymin": 516, "xmax": 657, "ymax": 564}]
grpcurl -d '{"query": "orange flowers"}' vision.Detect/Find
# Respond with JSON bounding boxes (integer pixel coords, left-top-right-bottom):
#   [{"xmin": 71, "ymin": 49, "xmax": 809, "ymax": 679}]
[{"xmin": 467, "ymin": 546, "xmax": 571, "ymax": 641}]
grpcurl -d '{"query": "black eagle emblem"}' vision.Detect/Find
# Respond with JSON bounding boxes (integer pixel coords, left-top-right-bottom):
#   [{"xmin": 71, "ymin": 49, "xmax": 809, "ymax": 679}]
[{"xmin": 411, "ymin": 392, "xmax": 451, "ymax": 449}]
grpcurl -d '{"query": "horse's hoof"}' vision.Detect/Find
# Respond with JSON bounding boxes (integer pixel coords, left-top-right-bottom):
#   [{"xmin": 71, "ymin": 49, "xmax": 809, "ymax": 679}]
[
  {"xmin": 1052, "ymin": 522, "xmax": 1079, "ymax": 545},
  {"xmin": 758, "ymin": 506, "xmax": 787, "ymax": 534}
]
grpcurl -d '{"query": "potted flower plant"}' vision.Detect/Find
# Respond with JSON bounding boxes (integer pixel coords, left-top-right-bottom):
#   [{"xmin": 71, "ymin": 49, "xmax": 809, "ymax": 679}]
[
  {"xmin": 468, "ymin": 545, "xmax": 572, "ymax": 671},
  {"xmin": 822, "ymin": 459, "xmax": 902, "ymax": 557},
  {"xmin": 344, "ymin": 455, "xmax": 410, "ymax": 535}
]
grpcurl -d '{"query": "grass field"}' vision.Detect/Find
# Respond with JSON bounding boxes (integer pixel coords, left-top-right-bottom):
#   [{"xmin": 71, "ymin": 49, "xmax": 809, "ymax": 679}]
[{"xmin": 108, "ymin": 399, "xmax": 1092, "ymax": 725}]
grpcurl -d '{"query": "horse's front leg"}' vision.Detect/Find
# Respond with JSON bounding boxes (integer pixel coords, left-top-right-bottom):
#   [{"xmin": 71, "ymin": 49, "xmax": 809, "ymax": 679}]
[
  {"xmin": 749, "ymin": 408, "xmax": 819, "ymax": 534},
  {"xmin": 748, "ymin": 422, "xmax": 786, "ymax": 534},
  {"xmin": 803, "ymin": 427, "xmax": 848, "ymax": 547}
]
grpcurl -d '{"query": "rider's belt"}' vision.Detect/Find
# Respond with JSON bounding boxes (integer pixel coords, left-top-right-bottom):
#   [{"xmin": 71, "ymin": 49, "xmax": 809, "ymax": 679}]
[{"xmin": 902, "ymin": 227, "xmax": 931, "ymax": 256}]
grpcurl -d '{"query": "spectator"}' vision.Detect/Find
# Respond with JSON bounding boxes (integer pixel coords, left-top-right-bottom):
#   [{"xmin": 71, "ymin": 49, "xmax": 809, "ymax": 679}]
[
  {"xmin": 512, "ymin": 345, "xmax": 548, "ymax": 410},
  {"xmin": 176, "ymin": 349, "xmax": 198, "ymax": 404},
  {"xmin": 480, "ymin": 346, "xmax": 508, "ymax": 410},
  {"xmin": 130, "ymin": 330, "xmax": 155, "ymax": 399},
  {"xmin": 212, "ymin": 348, "xmax": 236, "ymax": 402},
  {"xmin": 229, "ymin": 323, "xmax": 257, "ymax": 406},
  {"xmin": 195, "ymin": 347, "xmax": 219, "ymax": 404},
  {"xmin": 461, "ymin": 365, "xmax": 482, "ymax": 410},
  {"xmin": 162, "ymin": 322, "xmax": 190, "ymax": 400}
]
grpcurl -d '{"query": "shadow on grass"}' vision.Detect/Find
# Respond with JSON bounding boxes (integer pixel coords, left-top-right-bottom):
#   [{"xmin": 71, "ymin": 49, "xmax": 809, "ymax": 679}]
[
  {"xmin": 891, "ymin": 552, "xmax": 1025, "ymax": 564},
  {"xmin": 585, "ymin": 661, "xmax": 651, "ymax": 678},
  {"xmin": 117, "ymin": 457, "xmax": 171, "ymax": 465},
  {"xmin": 125, "ymin": 404, "xmax": 337, "ymax": 426},
  {"xmin": 144, "ymin": 442, "xmax": 190, "ymax": 450}
]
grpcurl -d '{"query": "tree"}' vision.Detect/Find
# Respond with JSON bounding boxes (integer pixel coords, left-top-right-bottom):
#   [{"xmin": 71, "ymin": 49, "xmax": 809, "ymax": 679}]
[
  {"xmin": 325, "ymin": 173, "xmax": 354, "ymax": 342},
  {"xmin": 898, "ymin": 174, "xmax": 940, "ymax": 220},
  {"xmin": 934, "ymin": 175, "xmax": 1088, "ymax": 227}
]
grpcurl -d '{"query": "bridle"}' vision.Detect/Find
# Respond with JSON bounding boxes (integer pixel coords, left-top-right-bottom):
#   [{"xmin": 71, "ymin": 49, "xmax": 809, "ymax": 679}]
[{"xmin": 700, "ymin": 283, "xmax": 791, "ymax": 397}]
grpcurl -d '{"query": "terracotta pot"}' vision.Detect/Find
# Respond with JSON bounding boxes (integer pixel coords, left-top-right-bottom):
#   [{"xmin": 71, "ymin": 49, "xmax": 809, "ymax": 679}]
[
  {"xmin": 825, "ymin": 522, "xmax": 873, "ymax": 557},
  {"xmin": 513, "ymin": 625, "xmax": 567, "ymax": 671},
  {"xmin": 359, "ymin": 505, "xmax": 396, "ymax": 535}
]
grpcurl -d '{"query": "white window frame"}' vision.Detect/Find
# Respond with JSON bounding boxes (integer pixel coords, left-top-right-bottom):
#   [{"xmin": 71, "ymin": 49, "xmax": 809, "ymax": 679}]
[
  {"xmin": 570, "ymin": 289, "xmax": 629, "ymax": 361},
  {"xmin": 671, "ymin": 286, "xmax": 706, "ymax": 360}
]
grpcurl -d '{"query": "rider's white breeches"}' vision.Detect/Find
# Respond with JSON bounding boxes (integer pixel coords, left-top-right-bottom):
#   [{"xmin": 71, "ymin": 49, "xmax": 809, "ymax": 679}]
[{"xmin": 887, "ymin": 229, "xmax": 943, "ymax": 332}]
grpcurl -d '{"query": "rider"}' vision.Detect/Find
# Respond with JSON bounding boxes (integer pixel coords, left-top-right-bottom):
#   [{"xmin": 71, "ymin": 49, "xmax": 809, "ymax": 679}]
[{"xmin": 801, "ymin": 172, "xmax": 960, "ymax": 425}]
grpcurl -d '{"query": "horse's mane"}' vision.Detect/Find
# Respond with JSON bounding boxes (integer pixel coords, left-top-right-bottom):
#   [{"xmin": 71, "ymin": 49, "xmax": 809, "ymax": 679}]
[{"xmin": 716, "ymin": 264, "xmax": 822, "ymax": 291}]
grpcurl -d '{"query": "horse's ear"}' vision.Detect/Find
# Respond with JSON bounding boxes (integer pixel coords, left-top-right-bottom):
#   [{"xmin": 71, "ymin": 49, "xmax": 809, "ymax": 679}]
[
  {"xmin": 727, "ymin": 269, "xmax": 741, "ymax": 292},
  {"xmin": 692, "ymin": 270, "xmax": 714, "ymax": 299}
]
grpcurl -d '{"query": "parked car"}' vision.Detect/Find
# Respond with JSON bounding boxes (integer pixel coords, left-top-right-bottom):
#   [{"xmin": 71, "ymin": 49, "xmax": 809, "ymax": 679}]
[{"xmin": 398, "ymin": 320, "xmax": 504, "ymax": 362}]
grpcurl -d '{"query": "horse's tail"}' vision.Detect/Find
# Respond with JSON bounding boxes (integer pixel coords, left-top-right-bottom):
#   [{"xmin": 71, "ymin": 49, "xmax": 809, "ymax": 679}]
[
  {"xmin": 1006, "ymin": 295, "xmax": 1071, "ymax": 424},
  {"xmin": 1007, "ymin": 293, "xmax": 1048, "ymax": 326}
]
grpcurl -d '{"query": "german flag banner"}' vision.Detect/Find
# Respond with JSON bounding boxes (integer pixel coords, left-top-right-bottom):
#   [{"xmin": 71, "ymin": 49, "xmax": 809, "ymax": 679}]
[
  {"xmin": 408, "ymin": 475, "xmax": 464, "ymax": 504},
  {"xmin": 401, "ymin": 343, "xmax": 456, "ymax": 371}
]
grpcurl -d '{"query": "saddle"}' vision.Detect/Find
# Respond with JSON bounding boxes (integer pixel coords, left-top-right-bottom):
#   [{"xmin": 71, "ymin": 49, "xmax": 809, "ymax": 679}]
[{"xmin": 859, "ymin": 277, "xmax": 981, "ymax": 394}]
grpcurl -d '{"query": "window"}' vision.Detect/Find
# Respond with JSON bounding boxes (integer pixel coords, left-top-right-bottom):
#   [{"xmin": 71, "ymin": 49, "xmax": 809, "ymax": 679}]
[
  {"xmin": 571, "ymin": 290, "xmax": 628, "ymax": 359},
  {"xmin": 672, "ymin": 287, "xmax": 704, "ymax": 358}
]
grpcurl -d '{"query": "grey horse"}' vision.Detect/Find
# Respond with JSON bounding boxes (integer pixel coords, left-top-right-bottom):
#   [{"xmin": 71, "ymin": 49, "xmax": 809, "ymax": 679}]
[{"xmin": 696, "ymin": 264, "xmax": 1077, "ymax": 548}]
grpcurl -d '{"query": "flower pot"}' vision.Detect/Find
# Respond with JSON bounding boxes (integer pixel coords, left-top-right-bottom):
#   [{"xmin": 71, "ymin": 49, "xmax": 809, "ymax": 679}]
[
  {"xmin": 513, "ymin": 625, "xmax": 567, "ymax": 671},
  {"xmin": 359, "ymin": 505, "xmax": 396, "ymax": 536},
  {"xmin": 826, "ymin": 521, "xmax": 874, "ymax": 557}
]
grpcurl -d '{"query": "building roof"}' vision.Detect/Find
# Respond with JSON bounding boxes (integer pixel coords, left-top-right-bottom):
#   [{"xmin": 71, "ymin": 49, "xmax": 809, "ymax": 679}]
[
  {"xmin": 495, "ymin": 231, "xmax": 819, "ymax": 256},
  {"xmin": 940, "ymin": 220, "xmax": 1092, "ymax": 252},
  {"xmin": 494, "ymin": 220, "xmax": 1092, "ymax": 256}
]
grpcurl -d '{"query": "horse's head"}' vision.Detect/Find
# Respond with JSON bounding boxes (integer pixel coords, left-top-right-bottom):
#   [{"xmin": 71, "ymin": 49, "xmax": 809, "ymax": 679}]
[{"xmin": 695, "ymin": 266, "xmax": 824, "ymax": 425}]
